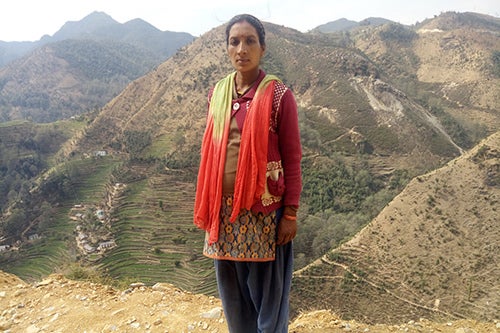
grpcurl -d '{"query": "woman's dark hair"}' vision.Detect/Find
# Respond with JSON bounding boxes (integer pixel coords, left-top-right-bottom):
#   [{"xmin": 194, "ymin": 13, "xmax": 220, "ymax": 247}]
[{"xmin": 225, "ymin": 14, "xmax": 266, "ymax": 46}]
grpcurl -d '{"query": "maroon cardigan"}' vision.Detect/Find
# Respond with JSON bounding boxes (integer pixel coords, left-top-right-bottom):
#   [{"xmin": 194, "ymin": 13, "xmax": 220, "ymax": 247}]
[{"xmin": 207, "ymin": 70, "xmax": 302, "ymax": 214}]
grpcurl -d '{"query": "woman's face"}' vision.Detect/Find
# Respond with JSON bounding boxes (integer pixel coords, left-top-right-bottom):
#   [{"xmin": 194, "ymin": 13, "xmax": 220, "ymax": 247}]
[{"xmin": 227, "ymin": 20, "xmax": 265, "ymax": 74}]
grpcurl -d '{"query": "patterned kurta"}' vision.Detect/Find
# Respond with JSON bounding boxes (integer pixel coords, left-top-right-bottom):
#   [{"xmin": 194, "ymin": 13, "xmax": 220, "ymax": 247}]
[
  {"xmin": 203, "ymin": 194, "xmax": 278, "ymax": 261},
  {"xmin": 202, "ymin": 70, "xmax": 301, "ymax": 261}
]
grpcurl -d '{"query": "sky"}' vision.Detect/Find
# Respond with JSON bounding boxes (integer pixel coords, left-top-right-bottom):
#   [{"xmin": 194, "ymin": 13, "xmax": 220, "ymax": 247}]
[{"xmin": 0, "ymin": 0, "xmax": 499, "ymax": 42}]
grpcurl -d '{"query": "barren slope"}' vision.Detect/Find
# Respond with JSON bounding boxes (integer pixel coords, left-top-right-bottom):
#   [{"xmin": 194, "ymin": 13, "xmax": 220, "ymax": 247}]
[{"xmin": 292, "ymin": 131, "xmax": 499, "ymax": 323}]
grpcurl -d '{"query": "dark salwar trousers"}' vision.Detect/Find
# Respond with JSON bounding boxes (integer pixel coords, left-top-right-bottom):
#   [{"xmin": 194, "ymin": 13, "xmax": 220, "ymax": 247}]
[{"xmin": 215, "ymin": 241, "xmax": 294, "ymax": 333}]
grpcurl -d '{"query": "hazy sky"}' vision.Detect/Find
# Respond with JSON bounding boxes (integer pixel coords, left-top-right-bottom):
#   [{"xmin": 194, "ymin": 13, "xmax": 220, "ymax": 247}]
[{"xmin": 1, "ymin": 0, "xmax": 498, "ymax": 41}]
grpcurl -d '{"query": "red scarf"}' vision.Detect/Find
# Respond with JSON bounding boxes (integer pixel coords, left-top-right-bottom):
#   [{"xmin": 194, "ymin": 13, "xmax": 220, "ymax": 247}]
[{"xmin": 194, "ymin": 72, "xmax": 278, "ymax": 244}]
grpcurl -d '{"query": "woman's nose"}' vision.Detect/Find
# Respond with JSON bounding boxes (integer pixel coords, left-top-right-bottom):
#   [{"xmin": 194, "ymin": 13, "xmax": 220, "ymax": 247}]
[{"xmin": 237, "ymin": 43, "xmax": 247, "ymax": 54}]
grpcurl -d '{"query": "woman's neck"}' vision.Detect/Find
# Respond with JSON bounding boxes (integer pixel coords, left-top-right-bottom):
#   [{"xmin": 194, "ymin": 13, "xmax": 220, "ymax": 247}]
[{"xmin": 235, "ymin": 70, "xmax": 260, "ymax": 95}]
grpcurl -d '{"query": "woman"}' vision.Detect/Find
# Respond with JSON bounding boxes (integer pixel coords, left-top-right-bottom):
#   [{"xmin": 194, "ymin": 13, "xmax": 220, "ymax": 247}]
[{"xmin": 194, "ymin": 13, "xmax": 302, "ymax": 333}]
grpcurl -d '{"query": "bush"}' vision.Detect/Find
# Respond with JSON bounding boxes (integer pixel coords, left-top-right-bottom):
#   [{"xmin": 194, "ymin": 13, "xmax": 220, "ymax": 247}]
[
  {"xmin": 124, "ymin": 130, "xmax": 152, "ymax": 158},
  {"xmin": 379, "ymin": 24, "xmax": 418, "ymax": 44},
  {"xmin": 492, "ymin": 51, "xmax": 500, "ymax": 77}
]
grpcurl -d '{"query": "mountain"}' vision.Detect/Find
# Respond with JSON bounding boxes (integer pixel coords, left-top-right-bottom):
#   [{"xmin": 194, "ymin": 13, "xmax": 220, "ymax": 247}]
[
  {"xmin": 47, "ymin": 11, "xmax": 194, "ymax": 58},
  {"xmin": 0, "ymin": 11, "xmax": 194, "ymax": 67},
  {"xmin": 0, "ymin": 11, "xmax": 498, "ymax": 325},
  {"xmin": 0, "ymin": 41, "xmax": 34, "ymax": 67},
  {"xmin": 0, "ymin": 12, "xmax": 194, "ymax": 122},
  {"xmin": 312, "ymin": 17, "xmax": 394, "ymax": 33},
  {"xmin": 68, "ymin": 12, "xmax": 499, "ymax": 186},
  {"xmin": 48, "ymin": 11, "xmax": 120, "ymax": 41},
  {"xmin": 0, "ymin": 39, "xmax": 167, "ymax": 122},
  {"xmin": 417, "ymin": 11, "xmax": 500, "ymax": 31}
]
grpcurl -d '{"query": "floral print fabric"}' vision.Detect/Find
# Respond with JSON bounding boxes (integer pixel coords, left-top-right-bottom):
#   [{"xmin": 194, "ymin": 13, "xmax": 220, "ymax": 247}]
[{"xmin": 203, "ymin": 194, "xmax": 277, "ymax": 261}]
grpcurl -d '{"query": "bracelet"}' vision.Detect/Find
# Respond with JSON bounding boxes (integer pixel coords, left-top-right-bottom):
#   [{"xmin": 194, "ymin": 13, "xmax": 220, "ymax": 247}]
[{"xmin": 283, "ymin": 214, "xmax": 297, "ymax": 221}]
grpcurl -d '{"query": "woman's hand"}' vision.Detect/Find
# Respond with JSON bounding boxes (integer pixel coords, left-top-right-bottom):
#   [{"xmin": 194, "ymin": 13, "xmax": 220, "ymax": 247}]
[
  {"xmin": 277, "ymin": 206, "xmax": 298, "ymax": 245},
  {"xmin": 277, "ymin": 217, "xmax": 297, "ymax": 245}
]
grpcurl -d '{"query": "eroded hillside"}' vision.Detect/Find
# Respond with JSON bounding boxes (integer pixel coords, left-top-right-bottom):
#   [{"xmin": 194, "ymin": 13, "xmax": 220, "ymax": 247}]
[{"xmin": 292, "ymin": 131, "xmax": 499, "ymax": 324}]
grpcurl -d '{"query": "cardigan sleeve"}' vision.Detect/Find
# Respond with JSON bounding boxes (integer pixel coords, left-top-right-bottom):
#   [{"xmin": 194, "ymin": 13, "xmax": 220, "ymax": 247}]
[{"xmin": 278, "ymin": 88, "xmax": 302, "ymax": 208}]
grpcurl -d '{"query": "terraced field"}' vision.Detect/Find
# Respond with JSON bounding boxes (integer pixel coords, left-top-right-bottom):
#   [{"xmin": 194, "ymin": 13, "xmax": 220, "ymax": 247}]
[
  {"xmin": 0, "ymin": 157, "xmax": 121, "ymax": 281},
  {"xmin": 97, "ymin": 169, "xmax": 217, "ymax": 295}
]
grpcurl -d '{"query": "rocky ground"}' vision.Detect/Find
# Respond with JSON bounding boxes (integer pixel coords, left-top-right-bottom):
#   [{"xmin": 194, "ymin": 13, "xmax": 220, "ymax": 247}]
[{"xmin": 0, "ymin": 271, "xmax": 498, "ymax": 332}]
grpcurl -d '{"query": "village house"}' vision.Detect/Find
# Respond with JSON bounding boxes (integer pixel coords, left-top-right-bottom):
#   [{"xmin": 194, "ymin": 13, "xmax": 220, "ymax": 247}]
[
  {"xmin": 28, "ymin": 234, "xmax": 40, "ymax": 241},
  {"xmin": 83, "ymin": 244, "xmax": 95, "ymax": 253},
  {"xmin": 97, "ymin": 240, "xmax": 116, "ymax": 251}
]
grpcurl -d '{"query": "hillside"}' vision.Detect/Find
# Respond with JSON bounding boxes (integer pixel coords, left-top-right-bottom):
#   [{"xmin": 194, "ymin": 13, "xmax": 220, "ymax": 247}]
[
  {"xmin": 292, "ymin": 131, "xmax": 499, "ymax": 324},
  {"xmin": 0, "ymin": 11, "xmax": 499, "ymax": 326},
  {"xmin": 0, "ymin": 270, "xmax": 497, "ymax": 332},
  {"xmin": 313, "ymin": 17, "xmax": 394, "ymax": 33},
  {"xmin": 0, "ymin": 11, "xmax": 194, "ymax": 68},
  {"xmin": 69, "ymin": 12, "xmax": 499, "ymax": 169},
  {"xmin": 0, "ymin": 39, "xmax": 163, "ymax": 122},
  {"xmin": 0, "ymin": 11, "xmax": 194, "ymax": 122}
]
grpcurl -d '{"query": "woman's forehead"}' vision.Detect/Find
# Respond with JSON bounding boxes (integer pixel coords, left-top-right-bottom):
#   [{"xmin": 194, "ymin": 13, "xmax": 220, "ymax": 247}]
[{"xmin": 228, "ymin": 21, "xmax": 258, "ymax": 38}]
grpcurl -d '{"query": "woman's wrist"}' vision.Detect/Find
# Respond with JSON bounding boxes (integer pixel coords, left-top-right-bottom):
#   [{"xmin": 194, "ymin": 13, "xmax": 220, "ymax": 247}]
[{"xmin": 283, "ymin": 205, "xmax": 298, "ymax": 219}]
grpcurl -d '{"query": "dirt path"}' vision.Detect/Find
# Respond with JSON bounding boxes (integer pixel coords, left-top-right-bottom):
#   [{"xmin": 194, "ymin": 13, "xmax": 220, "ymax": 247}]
[{"xmin": 0, "ymin": 271, "xmax": 497, "ymax": 332}]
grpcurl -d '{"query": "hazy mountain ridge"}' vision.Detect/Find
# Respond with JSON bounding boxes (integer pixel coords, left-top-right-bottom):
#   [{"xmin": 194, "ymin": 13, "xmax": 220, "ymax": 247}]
[
  {"xmin": 417, "ymin": 11, "xmax": 500, "ymax": 31},
  {"xmin": 313, "ymin": 17, "xmax": 394, "ymax": 33},
  {"xmin": 70, "ymin": 19, "xmax": 481, "ymax": 170},
  {"xmin": 0, "ymin": 11, "xmax": 194, "ymax": 67},
  {"xmin": 0, "ymin": 39, "xmax": 162, "ymax": 122},
  {"xmin": 0, "ymin": 11, "xmax": 195, "ymax": 122},
  {"xmin": 50, "ymin": 11, "xmax": 194, "ymax": 57},
  {"xmin": 0, "ymin": 11, "xmax": 498, "ymax": 326}
]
